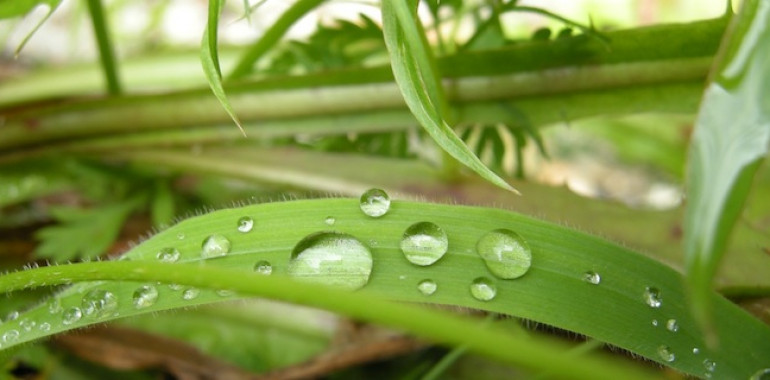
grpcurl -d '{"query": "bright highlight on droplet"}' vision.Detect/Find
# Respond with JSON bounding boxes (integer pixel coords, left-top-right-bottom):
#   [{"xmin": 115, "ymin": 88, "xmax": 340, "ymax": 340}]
[
  {"xmin": 237, "ymin": 216, "xmax": 254, "ymax": 233},
  {"xmin": 643, "ymin": 287, "xmax": 662, "ymax": 308},
  {"xmin": 417, "ymin": 279, "xmax": 437, "ymax": 296},
  {"xmin": 157, "ymin": 247, "xmax": 180, "ymax": 263},
  {"xmin": 182, "ymin": 288, "xmax": 200, "ymax": 300},
  {"xmin": 657, "ymin": 345, "xmax": 675, "ymax": 362},
  {"xmin": 288, "ymin": 231, "xmax": 373, "ymax": 291},
  {"xmin": 324, "ymin": 216, "xmax": 336, "ymax": 226},
  {"xmin": 400, "ymin": 222, "xmax": 448, "ymax": 266},
  {"xmin": 133, "ymin": 285, "xmax": 159, "ymax": 309},
  {"xmin": 61, "ymin": 307, "xmax": 82, "ymax": 325},
  {"xmin": 81, "ymin": 289, "xmax": 118, "ymax": 319},
  {"xmin": 359, "ymin": 188, "xmax": 390, "ymax": 218},
  {"xmin": 201, "ymin": 234, "xmax": 231, "ymax": 258},
  {"xmin": 666, "ymin": 319, "xmax": 679, "ymax": 332},
  {"xmin": 470, "ymin": 277, "xmax": 497, "ymax": 301},
  {"xmin": 254, "ymin": 260, "xmax": 273, "ymax": 275}
]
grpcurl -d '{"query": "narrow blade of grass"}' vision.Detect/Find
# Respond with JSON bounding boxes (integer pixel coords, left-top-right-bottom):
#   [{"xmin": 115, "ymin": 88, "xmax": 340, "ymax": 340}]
[{"xmin": 85, "ymin": 0, "xmax": 121, "ymax": 95}]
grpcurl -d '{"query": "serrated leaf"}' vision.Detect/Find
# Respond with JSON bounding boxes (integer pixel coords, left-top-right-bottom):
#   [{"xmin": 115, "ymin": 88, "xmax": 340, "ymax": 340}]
[
  {"xmin": 684, "ymin": 0, "xmax": 770, "ymax": 334},
  {"xmin": 381, "ymin": 1, "xmax": 517, "ymax": 193}
]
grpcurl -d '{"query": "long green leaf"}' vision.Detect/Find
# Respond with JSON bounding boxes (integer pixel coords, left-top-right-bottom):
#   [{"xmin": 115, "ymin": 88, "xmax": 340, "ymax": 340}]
[
  {"xmin": 202, "ymin": 0, "xmax": 246, "ymax": 136},
  {"xmin": 684, "ymin": 0, "xmax": 770, "ymax": 336},
  {"xmin": 1, "ymin": 199, "xmax": 769, "ymax": 378},
  {"xmin": 85, "ymin": 0, "xmax": 121, "ymax": 95},
  {"xmin": 381, "ymin": 1, "xmax": 516, "ymax": 193}
]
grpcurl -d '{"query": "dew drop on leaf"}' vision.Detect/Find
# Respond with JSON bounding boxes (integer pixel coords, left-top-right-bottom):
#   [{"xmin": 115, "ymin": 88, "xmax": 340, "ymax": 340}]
[
  {"xmin": 132, "ymin": 285, "xmax": 159, "ymax": 309},
  {"xmin": 652, "ymin": 319, "xmax": 659, "ymax": 327},
  {"xmin": 168, "ymin": 284, "xmax": 183, "ymax": 291},
  {"xmin": 666, "ymin": 319, "xmax": 679, "ymax": 332},
  {"xmin": 5, "ymin": 311, "xmax": 18, "ymax": 322},
  {"xmin": 657, "ymin": 345, "xmax": 675, "ymax": 362},
  {"xmin": 476, "ymin": 229, "xmax": 532, "ymax": 279},
  {"xmin": 417, "ymin": 279, "xmax": 437, "ymax": 296},
  {"xmin": 2, "ymin": 330, "xmax": 19, "ymax": 344},
  {"xmin": 39, "ymin": 322, "xmax": 51, "ymax": 332},
  {"xmin": 237, "ymin": 216, "xmax": 254, "ymax": 233},
  {"xmin": 81, "ymin": 289, "xmax": 118, "ymax": 319},
  {"xmin": 643, "ymin": 287, "xmax": 662, "ymax": 308},
  {"xmin": 177, "ymin": 233, "xmax": 185, "ymax": 240},
  {"xmin": 582, "ymin": 271, "xmax": 601, "ymax": 284},
  {"xmin": 201, "ymin": 234, "xmax": 231, "ymax": 258},
  {"xmin": 62, "ymin": 307, "xmax": 82, "ymax": 325},
  {"xmin": 750, "ymin": 368, "xmax": 770, "ymax": 380},
  {"xmin": 254, "ymin": 260, "xmax": 272, "ymax": 275},
  {"xmin": 19, "ymin": 319, "xmax": 35, "ymax": 332},
  {"xmin": 48, "ymin": 298, "xmax": 62, "ymax": 314},
  {"xmin": 470, "ymin": 277, "xmax": 497, "ymax": 301},
  {"xmin": 157, "ymin": 247, "xmax": 180, "ymax": 263},
  {"xmin": 324, "ymin": 216, "xmax": 336, "ymax": 226},
  {"xmin": 216, "ymin": 289, "xmax": 235, "ymax": 297},
  {"xmin": 400, "ymin": 222, "xmax": 448, "ymax": 266},
  {"xmin": 692, "ymin": 347, "xmax": 700, "ymax": 354},
  {"xmin": 703, "ymin": 359, "xmax": 716, "ymax": 373},
  {"xmin": 287, "ymin": 231, "xmax": 373, "ymax": 291},
  {"xmin": 359, "ymin": 188, "xmax": 390, "ymax": 218},
  {"xmin": 182, "ymin": 288, "xmax": 200, "ymax": 300}
]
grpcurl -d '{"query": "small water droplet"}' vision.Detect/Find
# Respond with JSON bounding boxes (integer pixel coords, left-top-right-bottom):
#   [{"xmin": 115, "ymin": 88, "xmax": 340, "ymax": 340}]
[
  {"xmin": 157, "ymin": 247, "xmax": 180, "ymax": 263},
  {"xmin": 651, "ymin": 319, "xmax": 659, "ymax": 327},
  {"xmin": 254, "ymin": 260, "xmax": 272, "ymax": 275},
  {"xmin": 132, "ymin": 285, "xmax": 159, "ymax": 309},
  {"xmin": 201, "ymin": 234, "xmax": 231, "ymax": 258},
  {"xmin": 398, "ymin": 275, "xmax": 407, "ymax": 280},
  {"xmin": 2, "ymin": 330, "xmax": 19, "ymax": 343},
  {"xmin": 666, "ymin": 319, "xmax": 679, "ymax": 332},
  {"xmin": 168, "ymin": 283, "xmax": 183, "ymax": 291},
  {"xmin": 216, "ymin": 289, "xmax": 235, "ymax": 297},
  {"xmin": 182, "ymin": 288, "xmax": 200, "ymax": 300},
  {"xmin": 19, "ymin": 319, "xmax": 35, "ymax": 332},
  {"xmin": 288, "ymin": 231, "xmax": 373, "ymax": 291},
  {"xmin": 5, "ymin": 311, "xmax": 19, "ymax": 322},
  {"xmin": 400, "ymin": 222, "xmax": 448, "ymax": 266},
  {"xmin": 177, "ymin": 233, "xmax": 185, "ymax": 240},
  {"xmin": 703, "ymin": 359, "xmax": 716, "ymax": 373},
  {"xmin": 417, "ymin": 279, "xmax": 437, "ymax": 296},
  {"xmin": 692, "ymin": 347, "xmax": 700, "ymax": 354},
  {"xmin": 324, "ymin": 216, "xmax": 336, "ymax": 226},
  {"xmin": 750, "ymin": 368, "xmax": 770, "ymax": 380},
  {"xmin": 476, "ymin": 229, "xmax": 532, "ymax": 279},
  {"xmin": 582, "ymin": 271, "xmax": 601, "ymax": 285},
  {"xmin": 237, "ymin": 216, "xmax": 254, "ymax": 233},
  {"xmin": 470, "ymin": 277, "xmax": 497, "ymax": 301},
  {"xmin": 657, "ymin": 345, "xmax": 675, "ymax": 362},
  {"xmin": 81, "ymin": 290, "xmax": 118, "ymax": 319},
  {"xmin": 359, "ymin": 188, "xmax": 390, "ymax": 218},
  {"xmin": 643, "ymin": 287, "xmax": 662, "ymax": 308},
  {"xmin": 62, "ymin": 307, "xmax": 82, "ymax": 325},
  {"xmin": 48, "ymin": 298, "xmax": 62, "ymax": 314},
  {"xmin": 38, "ymin": 322, "xmax": 51, "ymax": 332}
]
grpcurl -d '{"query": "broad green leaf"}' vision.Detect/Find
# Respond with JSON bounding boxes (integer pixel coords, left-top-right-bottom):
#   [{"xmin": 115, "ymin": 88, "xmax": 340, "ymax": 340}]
[
  {"xmin": 1, "ymin": 199, "xmax": 769, "ymax": 378},
  {"xmin": 684, "ymin": 0, "xmax": 770, "ymax": 334},
  {"xmin": 381, "ymin": 1, "xmax": 517, "ymax": 193},
  {"xmin": 201, "ymin": 0, "xmax": 246, "ymax": 136}
]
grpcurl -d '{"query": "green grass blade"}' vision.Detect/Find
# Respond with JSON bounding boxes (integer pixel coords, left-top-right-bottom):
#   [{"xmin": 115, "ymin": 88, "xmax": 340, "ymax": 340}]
[
  {"xmin": 684, "ymin": 0, "xmax": 770, "ymax": 336},
  {"xmin": 6, "ymin": 0, "xmax": 62, "ymax": 57},
  {"xmin": 85, "ymin": 0, "xmax": 121, "ymax": 95},
  {"xmin": 1, "ymin": 199, "xmax": 769, "ymax": 378},
  {"xmin": 202, "ymin": 0, "xmax": 246, "ymax": 136},
  {"xmin": 381, "ymin": 1, "xmax": 516, "ymax": 193}
]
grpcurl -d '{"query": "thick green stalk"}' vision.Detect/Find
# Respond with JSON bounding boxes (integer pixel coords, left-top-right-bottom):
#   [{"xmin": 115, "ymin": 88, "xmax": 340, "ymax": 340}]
[{"xmin": 85, "ymin": 0, "xmax": 121, "ymax": 95}]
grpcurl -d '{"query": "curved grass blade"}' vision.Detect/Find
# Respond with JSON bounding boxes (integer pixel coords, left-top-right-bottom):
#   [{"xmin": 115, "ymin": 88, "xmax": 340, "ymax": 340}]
[
  {"xmin": 202, "ymin": 0, "xmax": 246, "ymax": 136},
  {"xmin": 3, "ymin": 0, "xmax": 63, "ymax": 57},
  {"xmin": 85, "ymin": 0, "xmax": 121, "ymax": 95},
  {"xmin": 381, "ymin": 1, "xmax": 516, "ymax": 193},
  {"xmin": 1, "ymin": 199, "xmax": 769, "ymax": 378},
  {"xmin": 684, "ymin": 0, "xmax": 770, "ymax": 338}
]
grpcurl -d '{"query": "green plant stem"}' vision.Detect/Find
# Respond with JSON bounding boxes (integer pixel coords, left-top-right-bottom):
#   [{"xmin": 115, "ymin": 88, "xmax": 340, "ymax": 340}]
[
  {"xmin": 228, "ymin": 0, "xmax": 325, "ymax": 80},
  {"xmin": 85, "ymin": 0, "xmax": 121, "ymax": 95},
  {"xmin": 0, "ymin": 261, "xmax": 657, "ymax": 380}
]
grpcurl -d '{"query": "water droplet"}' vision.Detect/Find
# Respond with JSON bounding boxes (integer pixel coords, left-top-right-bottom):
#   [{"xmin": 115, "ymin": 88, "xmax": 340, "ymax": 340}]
[
  {"xmin": 651, "ymin": 319, "xmax": 659, "ymax": 327},
  {"xmin": 657, "ymin": 345, "xmax": 675, "ymax": 362},
  {"xmin": 359, "ymin": 188, "xmax": 390, "ymax": 218},
  {"xmin": 750, "ymin": 368, "xmax": 770, "ymax": 380},
  {"xmin": 168, "ymin": 283, "xmax": 183, "ymax": 291},
  {"xmin": 237, "ymin": 216, "xmax": 254, "ymax": 233},
  {"xmin": 400, "ymin": 222, "xmax": 448, "ymax": 266},
  {"xmin": 2, "ymin": 330, "xmax": 19, "ymax": 343},
  {"xmin": 62, "ymin": 307, "xmax": 82, "ymax": 325},
  {"xmin": 132, "ymin": 285, "xmax": 159, "ymax": 309},
  {"xmin": 201, "ymin": 234, "xmax": 231, "ymax": 258},
  {"xmin": 417, "ymin": 279, "xmax": 437, "ymax": 296},
  {"xmin": 643, "ymin": 287, "xmax": 662, "ymax": 308},
  {"xmin": 324, "ymin": 216, "xmax": 336, "ymax": 226},
  {"xmin": 19, "ymin": 319, "xmax": 35, "ymax": 332},
  {"xmin": 157, "ymin": 247, "xmax": 180, "ymax": 263},
  {"xmin": 182, "ymin": 288, "xmax": 200, "ymax": 300},
  {"xmin": 470, "ymin": 277, "xmax": 497, "ymax": 301},
  {"xmin": 81, "ymin": 290, "xmax": 118, "ymax": 319},
  {"xmin": 476, "ymin": 229, "xmax": 532, "ymax": 279},
  {"xmin": 216, "ymin": 289, "xmax": 235, "ymax": 297},
  {"xmin": 703, "ymin": 359, "xmax": 716, "ymax": 373},
  {"xmin": 582, "ymin": 271, "xmax": 601, "ymax": 285},
  {"xmin": 254, "ymin": 260, "xmax": 272, "ymax": 275},
  {"xmin": 692, "ymin": 347, "xmax": 700, "ymax": 354},
  {"xmin": 666, "ymin": 319, "xmax": 679, "ymax": 332},
  {"xmin": 48, "ymin": 298, "xmax": 62, "ymax": 314},
  {"xmin": 5, "ymin": 311, "xmax": 19, "ymax": 322},
  {"xmin": 288, "ymin": 231, "xmax": 373, "ymax": 291},
  {"xmin": 177, "ymin": 233, "xmax": 185, "ymax": 240},
  {"xmin": 39, "ymin": 322, "xmax": 51, "ymax": 332}
]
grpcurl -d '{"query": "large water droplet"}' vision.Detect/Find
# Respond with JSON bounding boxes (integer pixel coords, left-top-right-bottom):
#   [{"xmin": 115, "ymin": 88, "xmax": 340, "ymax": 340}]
[
  {"xmin": 475, "ymin": 229, "xmax": 532, "ymax": 279},
  {"xmin": 62, "ymin": 307, "xmax": 82, "ymax": 325},
  {"xmin": 666, "ymin": 319, "xmax": 679, "ymax": 332},
  {"xmin": 2, "ymin": 330, "xmax": 19, "ymax": 344},
  {"xmin": 582, "ymin": 271, "xmax": 601, "ymax": 285},
  {"xmin": 657, "ymin": 345, "xmax": 675, "ymax": 362},
  {"xmin": 132, "ymin": 285, "xmax": 159, "ymax": 309},
  {"xmin": 470, "ymin": 277, "xmax": 497, "ymax": 301},
  {"xmin": 157, "ymin": 247, "xmax": 180, "ymax": 263},
  {"xmin": 201, "ymin": 234, "xmax": 231, "ymax": 258},
  {"xmin": 81, "ymin": 289, "xmax": 118, "ymax": 319},
  {"xmin": 400, "ymin": 222, "xmax": 448, "ymax": 266},
  {"xmin": 643, "ymin": 287, "xmax": 662, "ymax": 308},
  {"xmin": 359, "ymin": 188, "xmax": 390, "ymax": 218},
  {"xmin": 237, "ymin": 216, "xmax": 254, "ymax": 233},
  {"xmin": 751, "ymin": 368, "xmax": 770, "ymax": 380},
  {"xmin": 417, "ymin": 279, "xmax": 437, "ymax": 296},
  {"xmin": 288, "ymin": 232, "xmax": 373, "ymax": 291},
  {"xmin": 254, "ymin": 260, "xmax": 272, "ymax": 275},
  {"xmin": 182, "ymin": 288, "xmax": 200, "ymax": 300}
]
